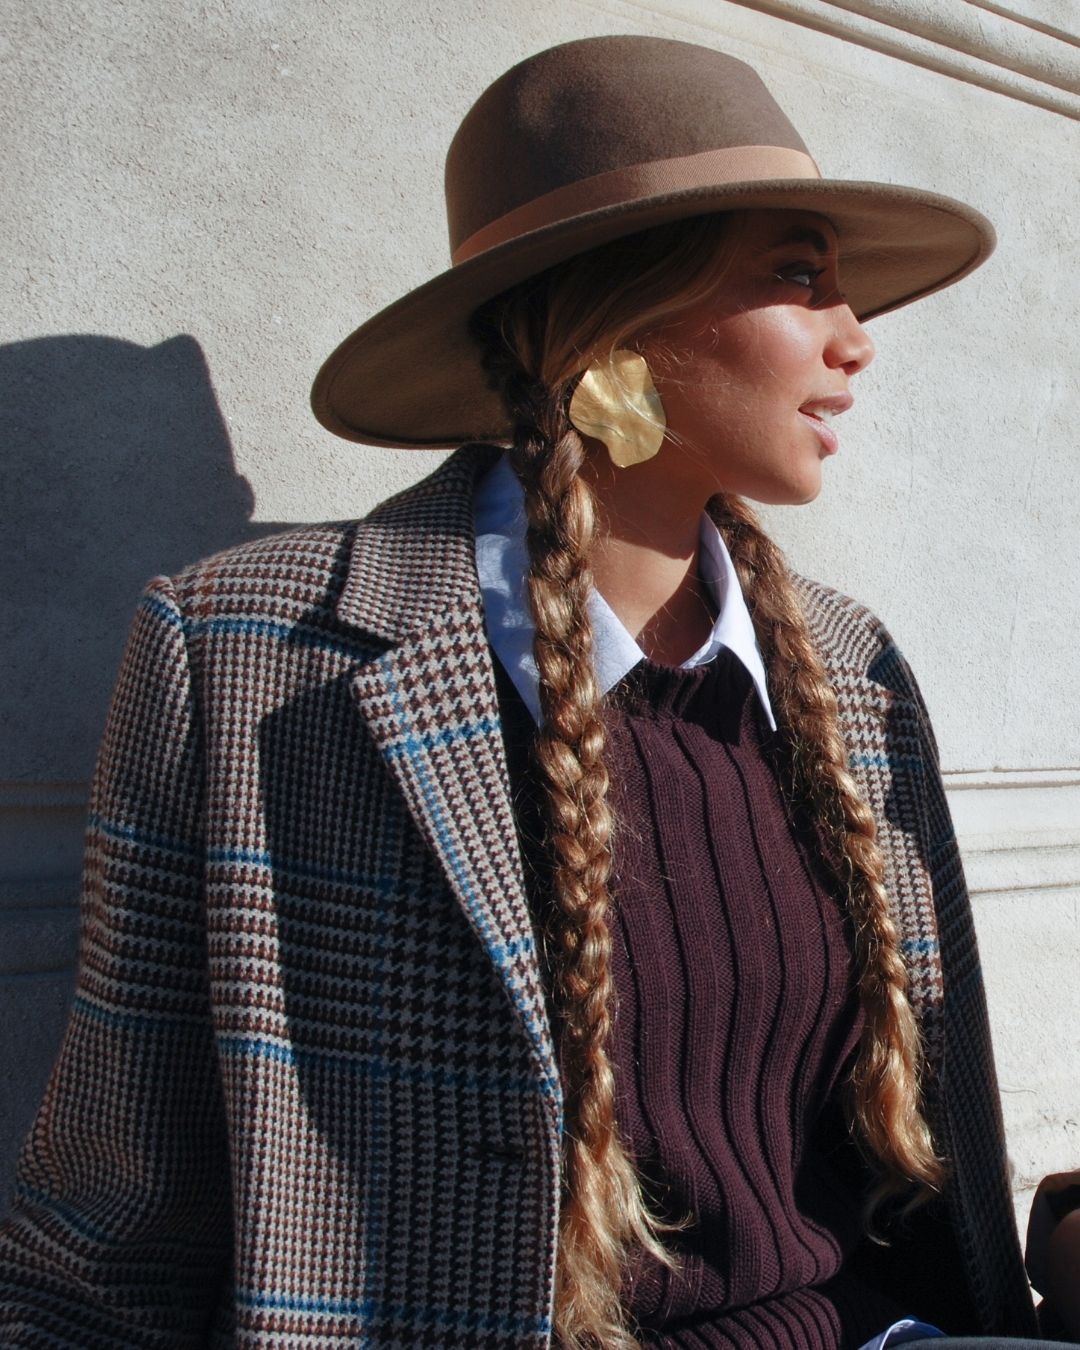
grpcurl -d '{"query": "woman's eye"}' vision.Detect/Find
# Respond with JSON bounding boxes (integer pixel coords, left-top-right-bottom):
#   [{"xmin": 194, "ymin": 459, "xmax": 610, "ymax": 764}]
[{"xmin": 777, "ymin": 264, "xmax": 825, "ymax": 289}]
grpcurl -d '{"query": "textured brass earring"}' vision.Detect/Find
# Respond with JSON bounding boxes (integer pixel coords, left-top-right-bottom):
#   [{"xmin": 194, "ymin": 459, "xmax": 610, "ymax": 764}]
[{"xmin": 567, "ymin": 350, "xmax": 666, "ymax": 468}]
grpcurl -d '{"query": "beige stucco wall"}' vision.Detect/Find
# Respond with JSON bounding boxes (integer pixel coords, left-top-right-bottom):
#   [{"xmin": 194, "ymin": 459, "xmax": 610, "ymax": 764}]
[{"xmin": 3, "ymin": 0, "xmax": 1078, "ymax": 1256}]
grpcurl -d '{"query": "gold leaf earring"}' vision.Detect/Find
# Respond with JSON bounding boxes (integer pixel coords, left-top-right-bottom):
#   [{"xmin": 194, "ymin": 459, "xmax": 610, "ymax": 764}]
[{"xmin": 567, "ymin": 349, "xmax": 666, "ymax": 468}]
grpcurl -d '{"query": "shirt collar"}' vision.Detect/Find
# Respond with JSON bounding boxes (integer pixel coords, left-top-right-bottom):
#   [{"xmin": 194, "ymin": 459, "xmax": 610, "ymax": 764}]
[{"xmin": 473, "ymin": 453, "xmax": 776, "ymax": 730}]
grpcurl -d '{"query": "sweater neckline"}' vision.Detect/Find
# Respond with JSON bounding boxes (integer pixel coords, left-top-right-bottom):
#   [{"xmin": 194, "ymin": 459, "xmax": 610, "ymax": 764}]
[{"xmin": 610, "ymin": 648, "xmax": 762, "ymax": 726}]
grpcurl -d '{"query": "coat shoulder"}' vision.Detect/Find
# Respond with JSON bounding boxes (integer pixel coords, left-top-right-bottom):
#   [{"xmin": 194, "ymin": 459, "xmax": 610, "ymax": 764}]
[
  {"xmin": 791, "ymin": 573, "xmax": 893, "ymax": 669},
  {"xmin": 162, "ymin": 446, "xmax": 491, "ymax": 625},
  {"xmin": 161, "ymin": 519, "xmax": 360, "ymax": 627},
  {"xmin": 792, "ymin": 574, "xmax": 921, "ymax": 706}
]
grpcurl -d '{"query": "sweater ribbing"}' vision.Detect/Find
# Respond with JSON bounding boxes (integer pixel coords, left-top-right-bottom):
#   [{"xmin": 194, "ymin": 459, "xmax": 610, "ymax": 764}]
[{"xmin": 496, "ymin": 650, "xmax": 904, "ymax": 1348}]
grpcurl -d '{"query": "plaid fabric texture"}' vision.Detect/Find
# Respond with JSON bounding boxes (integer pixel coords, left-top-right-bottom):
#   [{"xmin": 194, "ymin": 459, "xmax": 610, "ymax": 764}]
[{"xmin": 0, "ymin": 447, "xmax": 1035, "ymax": 1346}]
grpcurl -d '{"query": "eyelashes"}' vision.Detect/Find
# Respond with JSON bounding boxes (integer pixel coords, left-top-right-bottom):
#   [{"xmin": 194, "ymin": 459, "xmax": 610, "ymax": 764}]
[{"xmin": 775, "ymin": 264, "xmax": 827, "ymax": 289}]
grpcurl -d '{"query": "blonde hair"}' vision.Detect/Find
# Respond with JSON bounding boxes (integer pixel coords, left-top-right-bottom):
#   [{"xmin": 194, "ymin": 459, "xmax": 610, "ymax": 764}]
[{"xmin": 469, "ymin": 212, "xmax": 944, "ymax": 1350}]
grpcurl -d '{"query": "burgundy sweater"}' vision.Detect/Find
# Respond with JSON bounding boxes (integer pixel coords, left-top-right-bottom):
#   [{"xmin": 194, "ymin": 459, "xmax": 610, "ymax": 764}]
[{"xmin": 495, "ymin": 649, "xmax": 908, "ymax": 1349}]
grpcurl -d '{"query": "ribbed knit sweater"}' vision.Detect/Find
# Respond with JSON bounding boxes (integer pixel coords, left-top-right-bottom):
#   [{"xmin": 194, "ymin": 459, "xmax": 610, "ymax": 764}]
[{"xmin": 495, "ymin": 649, "xmax": 907, "ymax": 1349}]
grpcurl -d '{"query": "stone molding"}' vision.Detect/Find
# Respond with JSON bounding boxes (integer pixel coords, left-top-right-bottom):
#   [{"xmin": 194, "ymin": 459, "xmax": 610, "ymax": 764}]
[
  {"xmin": 639, "ymin": 0, "xmax": 1080, "ymax": 117},
  {"xmin": 0, "ymin": 783, "xmax": 85, "ymax": 977},
  {"xmin": 0, "ymin": 782, "xmax": 88, "ymax": 811},
  {"xmin": 943, "ymin": 767, "xmax": 1080, "ymax": 895},
  {"xmin": 804, "ymin": 0, "xmax": 1078, "ymax": 92}
]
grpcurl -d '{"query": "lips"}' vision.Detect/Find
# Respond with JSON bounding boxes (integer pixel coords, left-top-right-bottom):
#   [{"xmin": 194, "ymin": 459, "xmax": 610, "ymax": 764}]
[{"xmin": 798, "ymin": 393, "xmax": 853, "ymax": 455}]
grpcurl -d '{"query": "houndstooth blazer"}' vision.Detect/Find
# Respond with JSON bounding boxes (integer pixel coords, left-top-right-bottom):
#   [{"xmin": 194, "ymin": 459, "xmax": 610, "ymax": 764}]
[{"xmin": 0, "ymin": 447, "xmax": 1037, "ymax": 1347}]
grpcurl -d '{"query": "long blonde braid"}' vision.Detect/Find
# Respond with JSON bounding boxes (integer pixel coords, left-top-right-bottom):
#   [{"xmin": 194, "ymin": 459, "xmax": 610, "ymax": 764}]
[
  {"xmin": 495, "ymin": 362, "xmax": 670, "ymax": 1350},
  {"xmin": 711, "ymin": 492, "xmax": 945, "ymax": 1206}
]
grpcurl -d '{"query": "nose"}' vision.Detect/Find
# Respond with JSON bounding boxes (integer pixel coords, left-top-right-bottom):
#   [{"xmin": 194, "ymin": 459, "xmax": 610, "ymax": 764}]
[{"xmin": 825, "ymin": 303, "xmax": 875, "ymax": 376}]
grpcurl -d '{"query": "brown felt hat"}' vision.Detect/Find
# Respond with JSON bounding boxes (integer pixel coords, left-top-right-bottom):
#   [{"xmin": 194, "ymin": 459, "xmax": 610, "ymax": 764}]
[{"xmin": 312, "ymin": 35, "xmax": 995, "ymax": 447}]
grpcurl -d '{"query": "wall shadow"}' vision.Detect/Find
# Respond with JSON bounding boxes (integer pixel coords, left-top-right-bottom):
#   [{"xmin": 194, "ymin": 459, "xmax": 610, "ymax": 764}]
[
  {"xmin": 0, "ymin": 333, "xmax": 296, "ymax": 1218},
  {"xmin": 0, "ymin": 333, "xmax": 285, "ymax": 785}
]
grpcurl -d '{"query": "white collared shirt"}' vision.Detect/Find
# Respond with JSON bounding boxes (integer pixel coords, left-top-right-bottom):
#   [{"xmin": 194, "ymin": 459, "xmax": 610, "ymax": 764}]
[{"xmin": 473, "ymin": 454, "xmax": 776, "ymax": 729}]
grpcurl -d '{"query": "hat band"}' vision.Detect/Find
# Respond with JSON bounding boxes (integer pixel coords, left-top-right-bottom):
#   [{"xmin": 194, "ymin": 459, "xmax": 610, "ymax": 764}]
[{"xmin": 451, "ymin": 144, "xmax": 820, "ymax": 266}]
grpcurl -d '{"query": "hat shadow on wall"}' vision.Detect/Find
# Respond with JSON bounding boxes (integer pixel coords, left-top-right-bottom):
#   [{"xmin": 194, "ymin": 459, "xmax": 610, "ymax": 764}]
[{"xmin": 0, "ymin": 332, "xmax": 288, "ymax": 786}]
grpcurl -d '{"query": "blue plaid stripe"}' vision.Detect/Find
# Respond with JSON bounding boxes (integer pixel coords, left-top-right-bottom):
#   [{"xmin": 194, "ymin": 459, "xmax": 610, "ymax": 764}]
[
  {"xmin": 850, "ymin": 752, "xmax": 925, "ymax": 773},
  {"xmin": 237, "ymin": 1287, "xmax": 551, "ymax": 1337},
  {"xmin": 217, "ymin": 1034, "xmax": 541, "ymax": 1096},
  {"xmin": 86, "ymin": 812, "xmax": 200, "ymax": 860},
  {"xmin": 380, "ymin": 712, "xmax": 504, "ymax": 757},
  {"xmin": 71, "ymin": 994, "xmax": 207, "ymax": 1032},
  {"xmin": 141, "ymin": 588, "xmax": 376, "ymax": 662}
]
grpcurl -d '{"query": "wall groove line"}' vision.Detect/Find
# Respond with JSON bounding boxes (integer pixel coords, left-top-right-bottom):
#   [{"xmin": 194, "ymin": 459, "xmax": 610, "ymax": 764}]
[
  {"xmin": 618, "ymin": 0, "xmax": 1080, "ymax": 118},
  {"xmin": 967, "ymin": 1, "xmax": 1080, "ymax": 50}
]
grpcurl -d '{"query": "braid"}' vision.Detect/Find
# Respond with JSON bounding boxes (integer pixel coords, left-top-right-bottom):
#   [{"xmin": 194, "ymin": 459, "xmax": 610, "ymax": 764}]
[
  {"xmin": 711, "ymin": 493, "xmax": 946, "ymax": 1209},
  {"xmin": 470, "ymin": 312, "xmax": 673, "ymax": 1346}
]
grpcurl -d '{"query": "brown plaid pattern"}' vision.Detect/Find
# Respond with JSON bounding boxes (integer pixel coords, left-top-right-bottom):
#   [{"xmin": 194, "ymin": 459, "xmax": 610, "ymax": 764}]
[{"xmin": 0, "ymin": 448, "xmax": 1035, "ymax": 1345}]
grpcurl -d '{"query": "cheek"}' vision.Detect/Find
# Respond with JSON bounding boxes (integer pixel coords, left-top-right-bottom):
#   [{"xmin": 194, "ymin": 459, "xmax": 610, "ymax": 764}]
[
  {"xmin": 648, "ymin": 312, "xmax": 817, "ymax": 447},
  {"xmin": 740, "ymin": 310, "xmax": 819, "ymax": 375}
]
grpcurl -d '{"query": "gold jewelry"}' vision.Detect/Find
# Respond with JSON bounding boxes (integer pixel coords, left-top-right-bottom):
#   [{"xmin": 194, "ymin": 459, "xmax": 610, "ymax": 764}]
[{"xmin": 567, "ymin": 349, "xmax": 666, "ymax": 468}]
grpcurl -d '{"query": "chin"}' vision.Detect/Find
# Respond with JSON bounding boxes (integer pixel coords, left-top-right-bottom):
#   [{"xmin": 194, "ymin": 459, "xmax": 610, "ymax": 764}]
[
  {"xmin": 747, "ymin": 478, "xmax": 823, "ymax": 507},
  {"xmin": 790, "ymin": 479, "xmax": 824, "ymax": 506}
]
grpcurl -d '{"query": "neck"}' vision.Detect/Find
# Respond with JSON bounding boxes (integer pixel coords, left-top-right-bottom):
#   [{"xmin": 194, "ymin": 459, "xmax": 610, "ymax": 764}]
[{"xmin": 582, "ymin": 447, "xmax": 718, "ymax": 667}]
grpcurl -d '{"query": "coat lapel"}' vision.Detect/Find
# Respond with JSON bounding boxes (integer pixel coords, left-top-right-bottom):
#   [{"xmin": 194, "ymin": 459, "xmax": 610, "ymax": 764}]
[{"xmin": 338, "ymin": 448, "xmax": 560, "ymax": 1104}]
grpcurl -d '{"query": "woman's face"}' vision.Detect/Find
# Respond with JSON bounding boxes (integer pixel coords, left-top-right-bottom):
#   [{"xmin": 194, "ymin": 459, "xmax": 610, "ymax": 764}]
[{"xmin": 637, "ymin": 208, "xmax": 875, "ymax": 507}]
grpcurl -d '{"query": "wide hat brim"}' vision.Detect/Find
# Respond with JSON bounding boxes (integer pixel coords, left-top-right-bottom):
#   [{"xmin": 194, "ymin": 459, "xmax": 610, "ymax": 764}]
[{"xmin": 312, "ymin": 177, "xmax": 993, "ymax": 448}]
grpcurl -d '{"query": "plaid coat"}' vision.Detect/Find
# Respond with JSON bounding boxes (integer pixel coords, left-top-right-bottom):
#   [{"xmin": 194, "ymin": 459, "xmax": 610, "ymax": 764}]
[{"xmin": 0, "ymin": 447, "xmax": 1036, "ymax": 1347}]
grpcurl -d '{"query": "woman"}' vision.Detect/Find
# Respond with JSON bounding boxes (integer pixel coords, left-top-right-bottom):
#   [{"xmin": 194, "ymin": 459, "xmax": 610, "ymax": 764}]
[{"xmin": 0, "ymin": 32, "xmax": 1073, "ymax": 1350}]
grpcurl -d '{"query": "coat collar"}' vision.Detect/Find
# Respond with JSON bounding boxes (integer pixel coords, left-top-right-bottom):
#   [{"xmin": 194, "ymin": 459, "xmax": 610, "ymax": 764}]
[
  {"xmin": 336, "ymin": 443, "xmax": 500, "ymax": 645},
  {"xmin": 337, "ymin": 446, "xmax": 562, "ymax": 1109}
]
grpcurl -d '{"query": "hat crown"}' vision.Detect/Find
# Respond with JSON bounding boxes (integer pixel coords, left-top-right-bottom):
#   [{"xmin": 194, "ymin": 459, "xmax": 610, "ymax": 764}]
[{"xmin": 445, "ymin": 36, "xmax": 811, "ymax": 259}]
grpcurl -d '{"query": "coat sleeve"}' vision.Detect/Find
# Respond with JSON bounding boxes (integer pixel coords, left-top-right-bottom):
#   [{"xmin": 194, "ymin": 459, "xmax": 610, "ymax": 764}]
[
  {"xmin": 870, "ymin": 638, "xmax": 1040, "ymax": 1338},
  {"xmin": 0, "ymin": 578, "xmax": 231, "ymax": 1347},
  {"xmin": 891, "ymin": 645, "xmax": 1042, "ymax": 1339},
  {"xmin": 853, "ymin": 637, "xmax": 1036, "ymax": 1333},
  {"xmin": 792, "ymin": 575, "xmax": 1038, "ymax": 1336}
]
